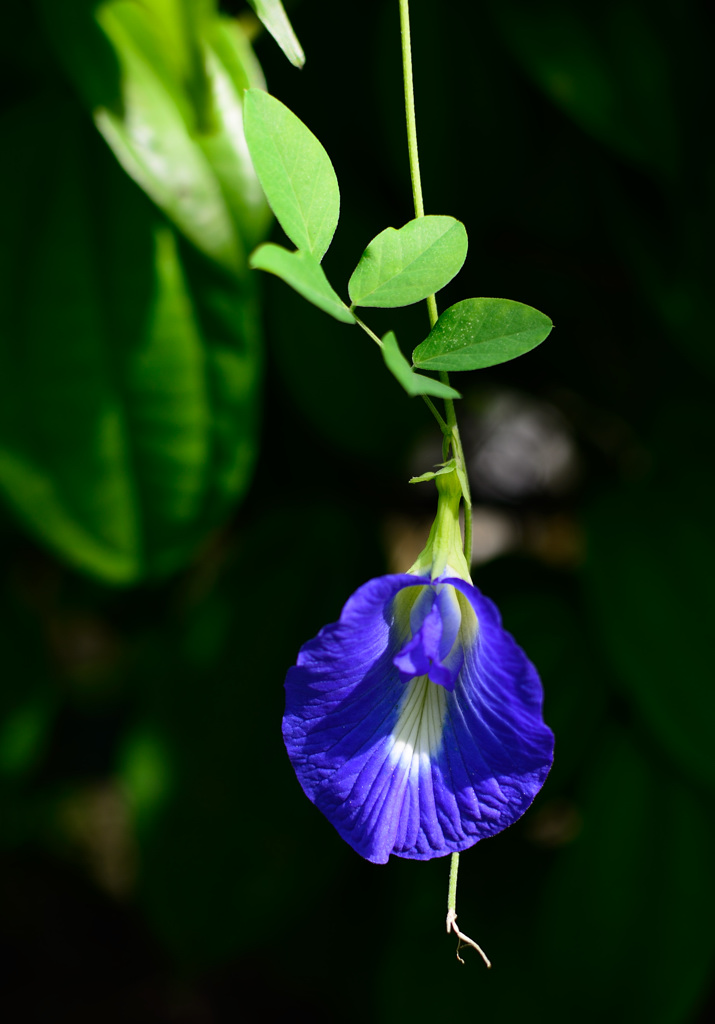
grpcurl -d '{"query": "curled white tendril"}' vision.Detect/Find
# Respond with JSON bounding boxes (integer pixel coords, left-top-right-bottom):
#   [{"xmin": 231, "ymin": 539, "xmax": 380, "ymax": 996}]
[{"xmin": 445, "ymin": 908, "xmax": 491, "ymax": 968}]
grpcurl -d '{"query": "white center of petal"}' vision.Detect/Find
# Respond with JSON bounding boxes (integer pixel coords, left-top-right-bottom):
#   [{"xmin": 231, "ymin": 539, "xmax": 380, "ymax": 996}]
[{"xmin": 389, "ymin": 674, "xmax": 448, "ymax": 769}]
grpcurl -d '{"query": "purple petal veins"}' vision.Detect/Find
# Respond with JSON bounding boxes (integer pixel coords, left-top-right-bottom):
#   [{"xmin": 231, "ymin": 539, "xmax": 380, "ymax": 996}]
[{"xmin": 283, "ymin": 573, "xmax": 554, "ymax": 864}]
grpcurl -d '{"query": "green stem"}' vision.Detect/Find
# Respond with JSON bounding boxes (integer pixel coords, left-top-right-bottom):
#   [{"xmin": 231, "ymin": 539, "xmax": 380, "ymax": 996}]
[
  {"xmin": 398, "ymin": 0, "xmax": 438, "ymax": 335},
  {"xmin": 352, "ymin": 308, "xmax": 449, "ymax": 434},
  {"xmin": 446, "ymin": 851, "xmax": 491, "ymax": 967},
  {"xmin": 448, "ymin": 851, "xmax": 459, "ymax": 917},
  {"xmin": 351, "ymin": 310, "xmax": 384, "ymax": 348},
  {"xmin": 398, "ymin": 0, "xmax": 472, "ymax": 565},
  {"xmin": 423, "ymin": 396, "xmax": 450, "ymax": 434},
  {"xmin": 398, "ymin": 0, "xmax": 425, "ymax": 221},
  {"xmin": 400, "ymin": 0, "xmax": 480, "ymax": 958}
]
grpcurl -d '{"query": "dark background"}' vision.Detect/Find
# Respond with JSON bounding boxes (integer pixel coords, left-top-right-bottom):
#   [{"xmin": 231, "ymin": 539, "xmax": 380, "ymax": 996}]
[{"xmin": 1, "ymin": 1, "xmax": 713, "ymax": 1020}]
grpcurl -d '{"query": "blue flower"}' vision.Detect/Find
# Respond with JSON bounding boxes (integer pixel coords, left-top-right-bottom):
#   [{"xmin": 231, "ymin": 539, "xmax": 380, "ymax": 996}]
[{"xmin": 283, "ymin": 471, "xmax": 553, "ymax": 864}]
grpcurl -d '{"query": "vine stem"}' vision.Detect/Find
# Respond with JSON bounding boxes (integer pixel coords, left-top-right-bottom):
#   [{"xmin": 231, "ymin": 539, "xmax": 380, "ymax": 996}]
[
  {"xmin": 398, "ymin": 0, "xmax": 426, "ymax": 223},
  {"xmin": 350, "ymin": 310, "xmax": 384, "ymax": 347},
  {"xmin": 398, "ymin": 0, "xmax": 472, "ymax": 560},
  {"xmin": 447, "ymin": 853, "xmax": 491, "ymax": 968},
  {"xmin": 351, "ymin": 308, "xmax": 451, "ymax": 436},
  {"xmin": 399, "ymin": 0, "xmax": 482, "ymax": 963}
]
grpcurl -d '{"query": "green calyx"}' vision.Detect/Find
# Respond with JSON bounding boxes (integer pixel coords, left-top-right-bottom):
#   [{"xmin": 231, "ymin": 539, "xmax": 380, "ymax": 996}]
[{"xmin": 408, "ymin": 468, "xmax": 471, "ymax": 582}]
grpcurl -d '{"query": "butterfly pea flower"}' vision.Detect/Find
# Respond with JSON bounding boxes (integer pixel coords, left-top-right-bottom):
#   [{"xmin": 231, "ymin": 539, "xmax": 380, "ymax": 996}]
[{"xmin": 283, "ymin": 470, "xmax": 553, "ymax": 864}]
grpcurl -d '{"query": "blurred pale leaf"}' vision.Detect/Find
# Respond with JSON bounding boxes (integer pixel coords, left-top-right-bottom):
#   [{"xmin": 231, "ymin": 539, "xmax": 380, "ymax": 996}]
[
  {"xmin": 38, "ymin": 0, "xmax": 270, "ymax": 270},
  {"xmin": 246, "ymin": 0, "xmax": 305, "ymax": 68}
]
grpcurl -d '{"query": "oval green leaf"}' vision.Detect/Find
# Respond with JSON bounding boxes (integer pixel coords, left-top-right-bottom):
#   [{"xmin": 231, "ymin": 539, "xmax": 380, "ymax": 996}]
[
  {"xmin": 381, "ymin": 332, "xmax": 461, "ymax": 399},
  {"xmin": 348, "ymin": 216, "xmax": 468, "ymax": 308},
  {"xmin": 250, "ymin": 244, "xmax": 354, "ymax": 323},
  {"xmin": 412, "ymin": 297, "xmax": 553, "ymax": 371},
  {"xmin": 243, "ymin": 88, "xmax": 339, "ymax": 261}
]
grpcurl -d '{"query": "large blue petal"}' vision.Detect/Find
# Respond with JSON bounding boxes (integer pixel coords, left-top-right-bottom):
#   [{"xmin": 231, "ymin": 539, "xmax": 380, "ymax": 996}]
[{"xmin": 283, "ymin": 574, "xmax": 553, "ymax": 864}]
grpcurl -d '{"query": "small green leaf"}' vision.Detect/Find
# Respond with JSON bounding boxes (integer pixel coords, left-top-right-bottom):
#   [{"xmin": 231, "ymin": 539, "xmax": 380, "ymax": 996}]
[
  {"xmin": 409, "ymin": 461, "xmax": 456, "ymax": 484},
  {"xmin": 243, "ymin": 89, "xmax": 339, "ymax": 261},
  {"xmin": 412, "ymin": 297, "xmax": 553, "ymax": 371},
  {"xmin": 348, "ymin": 216, "xmax": 468, "ymax": 308},
  {"xmin": 246, "ymin": 0, "xmax": 305, "ymax": 69},
  {"xmin": 381, "ymin": 332, "xmax": 461, "ymax": 399},
  {"xmin": 454, "ymin": 455, "xmax": 471, "ymax": 512},
  {"xmin": 250, "ymin": 244, "xmax": 354, "ymax": 323}
]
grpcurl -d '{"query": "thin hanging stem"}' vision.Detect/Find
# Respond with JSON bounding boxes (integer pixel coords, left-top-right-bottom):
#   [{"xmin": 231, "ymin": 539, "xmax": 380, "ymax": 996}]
[
  {"xmin": 423, "ymin": 396, "xmax": 450, "ymax": 435},
  {"xmin": 446, "ymin": 853, "xmax": 491, "ymax": 967},
  {"xmin": 398, "ymin": 0, "xmax": 425, "ymax": 222},
  {"xmin": 351, "ymin": 310, "xmax": 384, "ymax": 348},
  {"xmin": 398, "ymin": 0, "xmax": 473, "ymax": 559},
  {"xmin": 398, "ymin": 1, "xmax": 439, "ymax": 329},
  {"xmin": 399, "ymin": 0, "xmax": 483, "ymax": 965},
  {"xmin": 350, "ymin": 309, "xmax": 450, "ymax": 435}
]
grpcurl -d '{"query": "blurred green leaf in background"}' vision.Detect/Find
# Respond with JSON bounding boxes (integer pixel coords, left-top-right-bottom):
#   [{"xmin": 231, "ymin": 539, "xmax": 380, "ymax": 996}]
[{"xmin": 1, "ymin": 0, "xmax": 269, "ymax": 583}]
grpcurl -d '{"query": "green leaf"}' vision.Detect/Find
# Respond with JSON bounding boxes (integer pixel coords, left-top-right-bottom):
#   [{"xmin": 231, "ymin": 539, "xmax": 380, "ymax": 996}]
[
  {"xmin": 412, "ymin": 297, "xmax": 553, "ymax": 371},
  {"xmin": 199, "ymin": 17, "xmax": 273, "ymax": 251},
  {"xmin": 246, "ymin": 0, "xmax": 305, "ymax": 69},
  {"xmin": 381, "ymin": 333, "xmax": 461, "ymax": 399},
  {"xmin": 243, "ymin": 88, "xmax": 340, "ymax": 261},
  {"xmin": 137, "ymin": 0, "xmax": 216, "ymax": 132},
  {"xmin": 250, "ymin": 244, "xmax": 354, "ymax": 323},
  {"xmin": 0, "ymin": 99, "xmax": 261, "ymax": 583},
  {"xmin": 348, "ymin": 216, "xmax": 468, "ymax": 308},
  {"xmin": 38, "ymin": 0, "xmax": 270, "ymax": 274},
  {"xmin": 409, "ymin": 461, "xmax": 456, "ymax": 484},
  {"xmin": 454, "ymin": 456, "xmax": 471, "ymax": 512}
]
